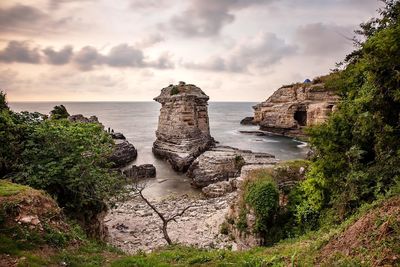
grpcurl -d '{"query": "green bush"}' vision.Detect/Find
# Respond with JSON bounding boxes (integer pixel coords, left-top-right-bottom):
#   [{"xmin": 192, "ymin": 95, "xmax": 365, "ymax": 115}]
[
  {"xmin": 50, "ymin": 105, "xmax": 69, "ymax": 120},
  {"xmin": 170, "ymin": 86, "xmax": 179, "ymax": 95},
  {"xmin": 297, "ymin": 0, "xmax": 400, "ymax": 227},
  {"xmin": 0, "ymin": 97, "xmax": 123, "ymax": 236},
  {"xmin": 244, "ymin": 176, "xmax": 279, "ymax": 234}
]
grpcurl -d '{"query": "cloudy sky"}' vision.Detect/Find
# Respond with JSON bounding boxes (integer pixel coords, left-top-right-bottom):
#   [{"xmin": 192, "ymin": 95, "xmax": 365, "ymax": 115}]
[{"xmin": 1, "ymin": 0, "xmax": 382, "ymax": 101}]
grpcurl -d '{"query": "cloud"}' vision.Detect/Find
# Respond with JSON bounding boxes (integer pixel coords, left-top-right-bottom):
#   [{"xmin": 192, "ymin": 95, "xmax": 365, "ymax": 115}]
[
  {"xmin": 135, "ymin": 33, "xmax": 165, "ymax": 48},
  {"xmin": 43, "ymin": 46, "xmax": 73, "ymax": 65},
  {"xmin": 72, "ymin": 46, "xmax": 104, "ymax": 70},
  {"xmin": 105, "ymin": 44, "xmax": 145, "ymax": 67},
  {"xmin": 72, "ymin": 44, "xmax": 173, "ymax": 70},
  {"xmin": 0, "ymin": 4, "xmax": 47, "ymax": 33},
  {"xmin": 169, "ymin": 0, "xmax": 275, "ymax": 37},
  {"xmin": 48, "ymin": 0, "xmax": 96, "ymax": 9},
  {"xmin": 0, "ymin": 4, "xmax": 72, "ymax": 35},
  {"xmin": 0, "ymin": 40, "xmax": 174, "ymax": 71},
  {"xmin": 129, "ymin": 0, "xmax": 167, "ymax": 9},
  {"xmin": 295, "ymin": 23, "xmax": 354, "ymax": 56},
  {"xmin": 185, "ymin": 32, "xmax": 296, "ymax": 72},
  {"xmin": 0, "ymin": 41, "xmax": 41, "ymax": 64}
]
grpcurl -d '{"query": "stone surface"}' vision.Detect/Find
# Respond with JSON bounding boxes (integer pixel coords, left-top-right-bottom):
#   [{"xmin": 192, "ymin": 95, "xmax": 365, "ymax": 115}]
[
  {"xmin": 202, "ymin": 180, "xmax": 236, "ymax": 198},
  {"xmin": 152, "ymin": 82, "xmax": 215, "ymax": 171},
  {"xmin": 123, "ymin": 164, "xmax": 156, "ymax": 179},
  {"xmin": 105, "ymin": 193, "xmax": 237, "ymax": 253},
  {"xmin": 187, "ymin": 146, "xmax": 277, "ymax": 188},
  {"xmin": 240, "ymin": 116, "xmax": 256, "ymax": 125},
  {"xmin": 252, "ymin": 81, "xmax": 339, "ymax": 137},
  {"xmin": 111, "ymin": 132, "xmax": 126, "ymax": 140},
  {"xmin": 110, "ymin": 139, "xmax": 137, "ymax": 168}
]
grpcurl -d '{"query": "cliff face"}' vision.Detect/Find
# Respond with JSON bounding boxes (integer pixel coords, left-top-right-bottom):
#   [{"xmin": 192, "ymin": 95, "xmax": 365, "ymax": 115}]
[
  {"xmin": 253, "ymin": 82, "xmax": 339, "ymax": 137},
  {"xmin": 153, "ymin": 82, "xmax": 215, "ymax": 171}
]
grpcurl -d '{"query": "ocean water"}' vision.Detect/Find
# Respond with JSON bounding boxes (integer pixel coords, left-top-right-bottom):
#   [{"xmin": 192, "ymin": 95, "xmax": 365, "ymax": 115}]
[{"xmin": 9, "ymin": 102, "xmax": 307, "ymax": 199}]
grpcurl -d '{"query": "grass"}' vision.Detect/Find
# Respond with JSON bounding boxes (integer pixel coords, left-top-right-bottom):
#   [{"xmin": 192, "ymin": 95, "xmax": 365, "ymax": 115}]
[{"xmin": 0, "ymin": 180, "xmax": 29, "ymax": 197}]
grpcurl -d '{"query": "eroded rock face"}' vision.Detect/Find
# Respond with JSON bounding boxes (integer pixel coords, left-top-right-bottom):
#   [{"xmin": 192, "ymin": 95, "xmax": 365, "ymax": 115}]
[
  {"xmin": 188, "ymin": 146, "xmax": 277, "ymax": 188},
  {"xmin": 252, "ymin": 81, "xmax": 339, "ymax": 137},
  {"xmin": 153, "ymin": 82, "xmax": 215, "ymax": 171}
]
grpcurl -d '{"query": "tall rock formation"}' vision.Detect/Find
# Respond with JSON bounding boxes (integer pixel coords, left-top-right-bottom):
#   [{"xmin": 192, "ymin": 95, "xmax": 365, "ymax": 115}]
[
  {"xmin": 153, "ymin": 82, "xmax": 215, "ymax": 171},
  {"xmin": 252, "ymin": 79, "xmax": 339, "ymax": 137}
]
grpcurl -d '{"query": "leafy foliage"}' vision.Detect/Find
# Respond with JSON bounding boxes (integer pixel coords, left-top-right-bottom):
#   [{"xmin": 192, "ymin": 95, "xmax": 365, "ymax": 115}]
[
  {"xmin": 50, "ymin": 104, "xmax": 70, "ymax": 120},
  {"xmin": 244, "ymin": 177, "xmax": 279, "ymax": 234},
  {"xmin": 297, "ymin": 0, "xmax": 400, "ymax": 227},
  {"xmin": 0, "ymin": 91, "xmax": 8, "ymax": 111},
  {"xmin": 0, "ymin": 98, "xmax": 123, "ymax": 236}
]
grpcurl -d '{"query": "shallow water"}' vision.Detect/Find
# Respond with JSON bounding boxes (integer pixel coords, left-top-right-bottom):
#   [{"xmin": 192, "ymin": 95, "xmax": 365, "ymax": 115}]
[{"xmin": 9, "ymin": 102, "xmax": 307, "ymax": 199}]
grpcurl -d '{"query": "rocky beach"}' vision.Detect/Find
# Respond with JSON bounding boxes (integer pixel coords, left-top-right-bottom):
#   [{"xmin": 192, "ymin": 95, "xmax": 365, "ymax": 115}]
[{"xmin": 105, "ymin": 193, "xmax": 237, "ymax": 253}]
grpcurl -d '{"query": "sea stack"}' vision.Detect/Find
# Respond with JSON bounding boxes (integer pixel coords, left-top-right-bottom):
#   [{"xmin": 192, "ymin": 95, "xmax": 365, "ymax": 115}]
[{"xmin": 153, "ymin": 82, "xmax": 215, "ymax": 171}]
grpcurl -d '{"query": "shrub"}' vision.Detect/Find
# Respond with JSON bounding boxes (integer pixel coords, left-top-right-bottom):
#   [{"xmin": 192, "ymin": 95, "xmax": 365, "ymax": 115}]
[
  {"xmin": 244, "ymin": 177, "xmax": 279, "ymax": 234},
  {"xmin": 170, "ymin": 86, "xmax": 179, "ymax": 95},
  {"xmin": 50, "ymin": 105, "xmax": 70, "ymax": 120},
  {"xmin": 11, "ymin": 119, "xmax": 123, "ymax": 235}
]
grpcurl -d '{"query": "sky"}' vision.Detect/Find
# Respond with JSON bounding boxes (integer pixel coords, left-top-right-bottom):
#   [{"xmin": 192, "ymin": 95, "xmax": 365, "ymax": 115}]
[{"xmin": 0, "ymin": 0, "xmax": 382, "ymax": 102}]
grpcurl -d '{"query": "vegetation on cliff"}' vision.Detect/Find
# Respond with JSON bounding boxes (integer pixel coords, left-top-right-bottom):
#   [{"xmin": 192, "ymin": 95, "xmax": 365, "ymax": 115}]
[
  {"xmin": 298, "ymin": 0, "xmax": 400, "ymax": 228},
  {"xmin": 0, "ymin": 97, "xmax": 123, "ymax": 236}
]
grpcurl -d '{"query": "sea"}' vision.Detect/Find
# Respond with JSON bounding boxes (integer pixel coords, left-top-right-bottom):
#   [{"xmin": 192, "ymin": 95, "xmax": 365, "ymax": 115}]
[{"xmin": 9, "ymin": 102, "xmax": 308, "ymax": 199}]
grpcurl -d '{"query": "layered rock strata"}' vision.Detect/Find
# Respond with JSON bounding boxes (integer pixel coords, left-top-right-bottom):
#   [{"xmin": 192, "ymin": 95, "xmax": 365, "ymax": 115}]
[
  {"xmin": 251, "ymin": 80, "xmax": 339, "ymax": 137},
  {"xmin": 188, "ymin": 146, "xmax": 277, "ymax": 188},
  {"xmin": 153, "ymin": 82, "xmax": 215, "ymax": 171}
]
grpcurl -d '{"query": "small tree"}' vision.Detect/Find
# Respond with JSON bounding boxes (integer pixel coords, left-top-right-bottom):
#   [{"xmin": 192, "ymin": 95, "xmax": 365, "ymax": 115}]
[
  {"xmin": 50, "ymin": 105, "xmax": 69, "ymax": 120},
  {"xmin": 129, "ymin": 178, "xmax": 192, "ymax": 245},
  {"xmin": 0, "ymin": 91, "xmax": 8, "ymax": 111}
]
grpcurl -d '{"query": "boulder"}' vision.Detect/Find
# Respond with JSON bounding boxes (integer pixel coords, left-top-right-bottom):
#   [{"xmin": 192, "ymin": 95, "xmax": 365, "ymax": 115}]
[
  {"xmin": 111, "ymin": 132, "xmax": 126, "ymax": 140},
  {"xmin": 123, "ymin": 164, "xmax": 156, "ymax": 179},
  {"xmin": 110, "ymin": 139, "xmax": 137, "ymax": 168},
  {"xmin": 240, "ymin": 117, "xmax": 256, "ymax": 125},
  {"xmin": 187, "ymin": 146, "xmax": 277, "ymax": 188},
  {"xmin": 152, "ymin": 82, "xmax": 215, "ymax": 171}
]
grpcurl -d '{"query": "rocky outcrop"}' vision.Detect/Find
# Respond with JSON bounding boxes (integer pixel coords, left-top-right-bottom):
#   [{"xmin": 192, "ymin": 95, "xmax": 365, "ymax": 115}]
[
  {"xmin": 110, "ymin": 139, "xmax": 137, "ymax": 168},
  {"xmin": 123, "ymin": 164, "xmax": 156, "ymax": 179},
  {"xmin": 252, "ymin": 79, "xmax": 339, "ymax": 137},
  {"xmin": 68, "ymin": 114, "xmax": 100, "ymax": 124},
  {"xmin": 240, "ymin": 117, "xmax": 256, "ymax": 125},
  {"xmin": 188, "ymin": 146, "xmax": 277, "ymax": 188},
  {"xmin": 153, "ymin": 82, "xmax": 215, "ymax": 172}
]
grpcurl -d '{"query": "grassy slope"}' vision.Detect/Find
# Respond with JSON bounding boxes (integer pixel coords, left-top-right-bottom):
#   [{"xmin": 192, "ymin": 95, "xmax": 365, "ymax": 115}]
[{"xmin": 1, "ymin": 181, "xmax": 398, "ymax": 267}]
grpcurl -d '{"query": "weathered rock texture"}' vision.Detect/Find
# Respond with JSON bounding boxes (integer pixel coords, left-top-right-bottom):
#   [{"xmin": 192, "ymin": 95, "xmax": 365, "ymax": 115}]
[
  {"xmin": 252, "ymin": 81, "xmax": 339, "ymax": 137},
  {"xmin": 188, "ymin": 146, "xmax": 277, "ymax": 189},
  {"xmin": 153, "ymin": 82, "xmax": 215, "ymax": 171},
  {"xmin": 123, "ymin": 164, "xmax": 156, "ymax": 179},
  {"xmin": 110, "ymin": 139, "xmax": 137, "ymax": 168}
]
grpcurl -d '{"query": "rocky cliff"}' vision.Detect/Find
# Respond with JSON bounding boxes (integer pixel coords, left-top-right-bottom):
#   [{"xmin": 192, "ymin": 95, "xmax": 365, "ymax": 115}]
[
  {"xmin": 252, "ymin": 78, "xmax": 339, "ymax": 137},
  {"xmin": 153, "ymin": 82, "xmax": 215, "ymax": 171}
]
